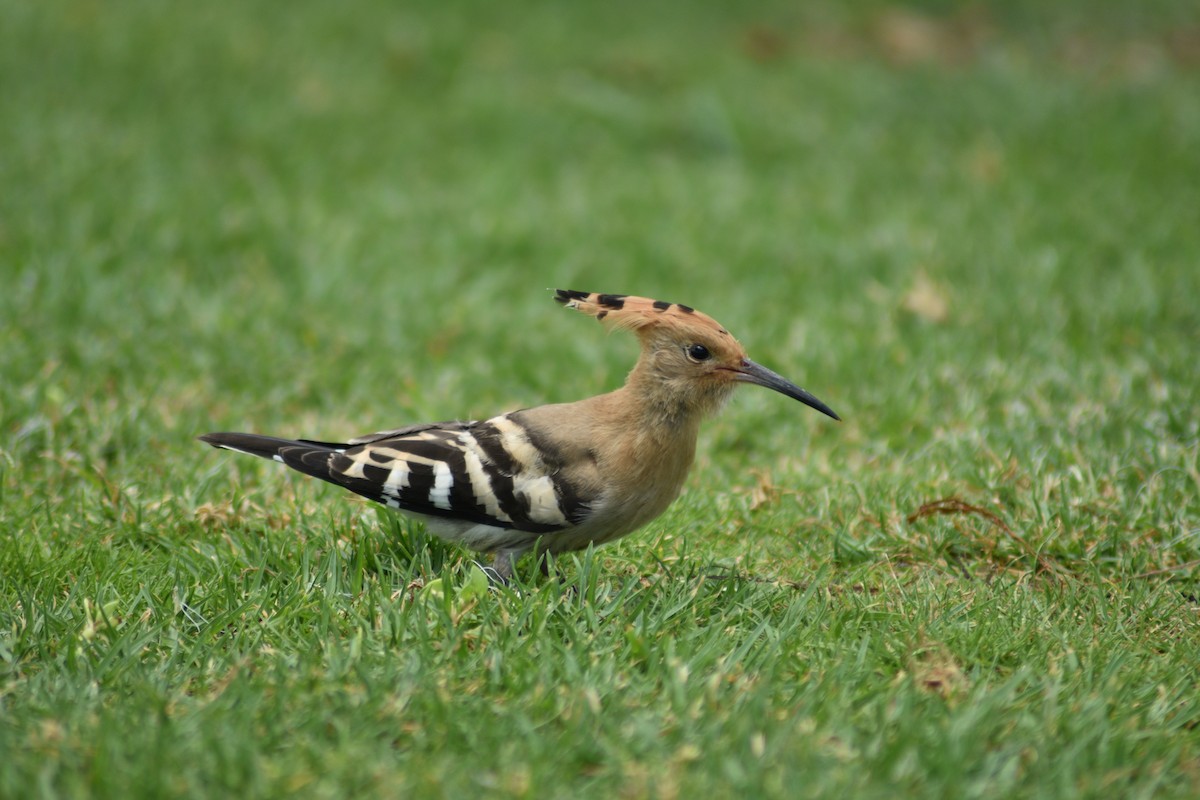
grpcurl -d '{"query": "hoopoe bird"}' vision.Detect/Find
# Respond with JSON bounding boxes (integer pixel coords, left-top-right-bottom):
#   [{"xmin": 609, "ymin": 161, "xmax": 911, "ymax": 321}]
[{"xmin": 200, "ymin": 290, "xmax": 839, "ymax": 579}]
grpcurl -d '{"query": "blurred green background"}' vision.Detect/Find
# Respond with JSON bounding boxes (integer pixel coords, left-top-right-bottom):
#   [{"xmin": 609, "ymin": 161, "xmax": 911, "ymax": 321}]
[
  {"xmin": 5, "ymin": 0, "xmax": 1197, "ymax": 567},
  {"xmin": 2, "ymin": 1, "xmax": 1199, "ymax": 797}
]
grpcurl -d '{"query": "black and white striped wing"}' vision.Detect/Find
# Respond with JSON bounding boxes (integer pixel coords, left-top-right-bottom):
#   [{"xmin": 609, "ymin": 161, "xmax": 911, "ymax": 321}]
[
  {"xmin": 304, "ymin": 418, "xmax": 596, "ymax": 534},
  {"xmin": 201, "ymin": 414, "xmax": 600, "ymax": 534}
]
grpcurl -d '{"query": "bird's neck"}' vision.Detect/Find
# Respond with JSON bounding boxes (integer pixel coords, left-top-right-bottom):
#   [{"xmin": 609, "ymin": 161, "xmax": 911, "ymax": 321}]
[
  {"xmin": 621, "ymin": 355, "xmax": 732, "ymax": 430},
  {"xmin": 606, "ymin": 381, "xmax": 706, "ymax": 443},
  {"xmin": 578, "ymin": 383, "xmax": 702, "ymax": 503}
]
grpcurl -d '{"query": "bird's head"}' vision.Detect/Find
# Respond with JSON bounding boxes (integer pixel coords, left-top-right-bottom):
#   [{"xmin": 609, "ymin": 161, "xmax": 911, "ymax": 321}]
[{"xmin": 554, "ymin": 289, "xmax": 840, "ymax": 421}]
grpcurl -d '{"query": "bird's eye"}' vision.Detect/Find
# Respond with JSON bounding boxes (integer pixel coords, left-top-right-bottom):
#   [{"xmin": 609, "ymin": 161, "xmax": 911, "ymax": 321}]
[{"xmin": 686, "ymin": 343, "xmax": 711, "ymax": 362}]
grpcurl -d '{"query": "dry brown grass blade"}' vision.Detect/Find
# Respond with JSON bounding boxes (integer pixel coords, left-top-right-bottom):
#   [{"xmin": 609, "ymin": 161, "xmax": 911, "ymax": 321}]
[
  {"xmin": 907, "ymin": 496, "xmax": 1062, "ymax": 575},
  {"xmin": 1132, "ymin": 559, "xmax": 1200, "ymax": 580}
]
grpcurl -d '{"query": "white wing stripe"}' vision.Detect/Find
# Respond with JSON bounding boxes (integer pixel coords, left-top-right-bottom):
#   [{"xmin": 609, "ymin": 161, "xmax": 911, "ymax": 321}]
[
  {"xmin": 460, "ymin": 443, "xmax": 511, "ymax": 523},
  {"xmin": 429, "ymin": 461, "xmax": 454, "ymax": 510},
  {"xmin": 382, "ymin": 461, "xmax": 411, "ymax": 498},
  {"xmin": 488, "ymin": 415, "xmax": 542, "ymax": 470},
  {"xmin": 516, "ymin": 474, "xmax": 569, "ymax": 526}
]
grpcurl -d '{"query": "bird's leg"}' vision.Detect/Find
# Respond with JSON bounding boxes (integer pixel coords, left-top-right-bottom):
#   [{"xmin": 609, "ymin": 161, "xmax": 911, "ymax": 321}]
[
  {"xmin": 537, "ymin": 549, "xmax": 581, "ymax": 597},
  {"xmin": 486, "ymin": 548, "xmax": 522, "ymax": 585}
]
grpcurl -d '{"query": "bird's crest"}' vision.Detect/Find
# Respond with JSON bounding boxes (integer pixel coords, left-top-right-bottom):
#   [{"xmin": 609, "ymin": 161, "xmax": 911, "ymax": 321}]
[{"xmin": 553, "ymin": 289, "xmax": 731, "ymax": 339}]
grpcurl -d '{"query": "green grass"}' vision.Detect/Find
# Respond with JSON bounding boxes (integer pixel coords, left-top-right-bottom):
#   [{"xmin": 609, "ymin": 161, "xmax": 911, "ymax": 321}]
[{"xmin": 3, "ymin": 0, "xmax": 1199, "ymax": 797}]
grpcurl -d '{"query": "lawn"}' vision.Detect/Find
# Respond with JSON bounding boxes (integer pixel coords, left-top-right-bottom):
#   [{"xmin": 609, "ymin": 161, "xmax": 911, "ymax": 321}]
[{"xmin": 2, "ymin": 1, "xmax": 1199, "ymax": 797}]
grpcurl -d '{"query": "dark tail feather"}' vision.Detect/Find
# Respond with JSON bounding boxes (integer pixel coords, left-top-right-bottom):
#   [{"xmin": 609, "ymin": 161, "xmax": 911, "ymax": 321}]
[
  {"xmin": 198, "ymin": 432, "xmax": 319, "ymax": 461},
  {"xmin": 199, "ymin": 432, "xmax": 360, "ymax": 495}
]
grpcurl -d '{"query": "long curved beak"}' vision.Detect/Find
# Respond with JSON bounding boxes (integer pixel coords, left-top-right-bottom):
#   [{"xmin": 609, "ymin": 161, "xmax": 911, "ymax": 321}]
[{"xmin": 732, "ymin": 358, "xmax": 841, "ymax": 421}]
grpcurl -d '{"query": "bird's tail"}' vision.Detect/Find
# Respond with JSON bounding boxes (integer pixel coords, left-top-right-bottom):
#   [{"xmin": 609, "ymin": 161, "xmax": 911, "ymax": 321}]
[
  {"xmin": 198, "ymin": 432, "xmax": 351, "ymax": 483},
  {"xmin": 201, "ymin": 432, "xmax": 309, "ymax": 460}
]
